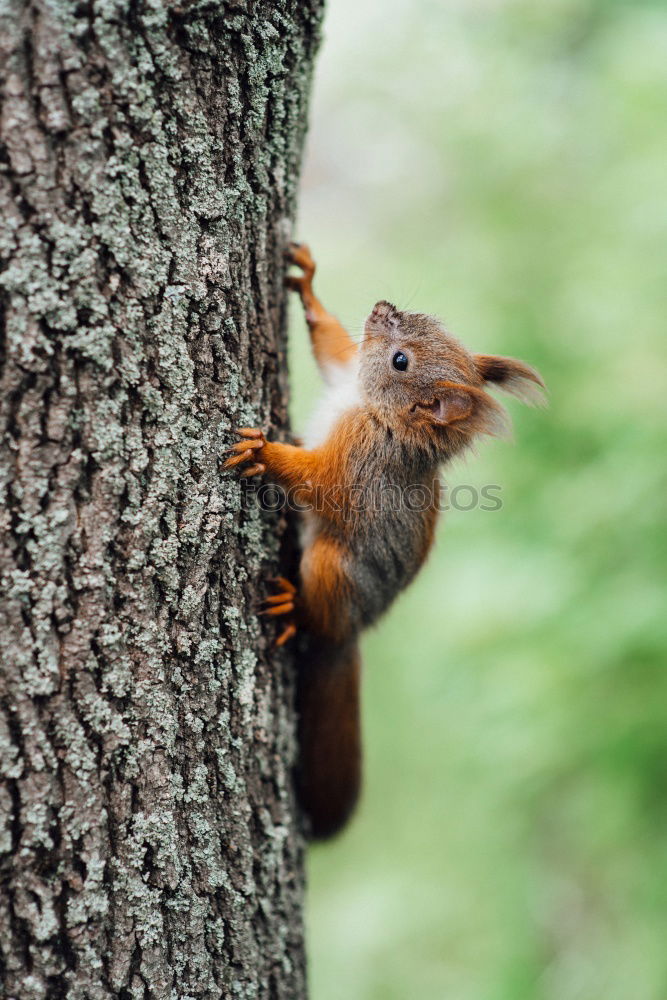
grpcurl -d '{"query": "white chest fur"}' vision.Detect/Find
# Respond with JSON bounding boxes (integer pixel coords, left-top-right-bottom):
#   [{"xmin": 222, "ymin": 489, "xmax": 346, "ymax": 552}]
[{"xmin": 303, "ymin": 356, "xmax": 362, "ymax": 449}]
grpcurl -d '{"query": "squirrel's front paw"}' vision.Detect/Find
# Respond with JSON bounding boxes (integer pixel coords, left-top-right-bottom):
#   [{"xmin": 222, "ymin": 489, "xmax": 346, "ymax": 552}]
[
  {"xmin": 285, "ymin": 241, "xmax": 315, "ymax": 290},
  {"xmin": 224, "ymin": 427, "xmax": 266, "ymax": 478}
]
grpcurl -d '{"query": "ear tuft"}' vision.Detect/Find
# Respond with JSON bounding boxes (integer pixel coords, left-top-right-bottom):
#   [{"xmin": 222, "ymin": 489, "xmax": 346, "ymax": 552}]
[{"xmin": 474, "ymin": 354, "xmax": 546, "ymax": 406}]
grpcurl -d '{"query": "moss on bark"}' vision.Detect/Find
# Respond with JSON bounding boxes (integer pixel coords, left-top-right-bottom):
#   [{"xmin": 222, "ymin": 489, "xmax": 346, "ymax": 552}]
[{"xmin": 0, "ymin": 1, "xmax": 323, "ymax": 996}]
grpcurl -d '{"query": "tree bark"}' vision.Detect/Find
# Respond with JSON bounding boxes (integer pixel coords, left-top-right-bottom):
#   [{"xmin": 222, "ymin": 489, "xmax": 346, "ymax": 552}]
[{"xmin": 0, "ymin": 1, "xmax": 322, "ymax": 996}]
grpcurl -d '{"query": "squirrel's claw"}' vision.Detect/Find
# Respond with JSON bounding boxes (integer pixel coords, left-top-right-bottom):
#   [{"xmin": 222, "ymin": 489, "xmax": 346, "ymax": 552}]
[
  {"xmin": 263, "ymin": 593, "xmax": 294, "ymax": 606},
  {"xmin": 285, "ymin": 242, "xmax": 315, "ymax": 291},
  {"xmin": 224, "ymin": 428, "xmax": 266, "ymax": 477},
  {"xmin": 275, "ymin": 623, "xmax": 297, "ymax": 647},
  {"xmin": 239, "ymin": 462, "xmax": 265, "ymax": 478},
  {"xmin": 223, "ymin": 449, "xmax": 253, "ymax": 469},
  {"xmin": 261, "ymin": 601, "xmax": 294, "ymax": 616},
  {"xmin": 225, "ymin": 438, "xmax": 264, "ymax": 455},
  {"xmin": 261, "ymin": 576, "xmax": 298, "ymax": 646},
  {"xmin": 267, "ymin": 576, "xmax": 297, "ymax": 596}
]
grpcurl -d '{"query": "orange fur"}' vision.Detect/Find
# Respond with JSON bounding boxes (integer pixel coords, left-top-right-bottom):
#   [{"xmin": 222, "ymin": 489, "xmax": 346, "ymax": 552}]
[
  {"xmin": 299, "ymin": 533, "xmax": 352, "ymax": 642},
  {"xmin": 286, "ymin": 243, "xmax": 358, "ymax": 369},
  {"xmin": 225, "ymin": 243, "xmax": 544, "ymax": 839}
]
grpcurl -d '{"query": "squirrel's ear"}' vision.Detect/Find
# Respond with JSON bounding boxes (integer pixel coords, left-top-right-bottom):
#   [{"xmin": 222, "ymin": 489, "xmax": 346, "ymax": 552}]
[
  {"xmin": 432, "ymin": 382, "xmax": 509, "ymax": 437},
  {"xmin": 474, "ymin": 354, "xmax": 546, "ymax": 405},
  {"xmin": 436, "ymin": 388, "xmax": 473, "ymax": 425}
]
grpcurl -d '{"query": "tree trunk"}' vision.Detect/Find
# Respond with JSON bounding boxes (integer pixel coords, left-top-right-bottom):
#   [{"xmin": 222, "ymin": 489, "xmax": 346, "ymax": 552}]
[{"xmin": 0, "ymin": 2, "xmax": 323, "ymax": 996}]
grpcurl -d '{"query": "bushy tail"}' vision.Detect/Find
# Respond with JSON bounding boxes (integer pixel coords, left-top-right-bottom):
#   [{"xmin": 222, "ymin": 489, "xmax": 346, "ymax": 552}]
[{"xmin": 296, "ymin": 637, "xmax": 362, "ymax": 840}]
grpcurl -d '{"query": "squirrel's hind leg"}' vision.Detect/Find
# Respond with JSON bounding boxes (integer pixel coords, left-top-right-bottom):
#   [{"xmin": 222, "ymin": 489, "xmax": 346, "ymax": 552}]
[
  {"xmin": 286, "ymin": 242, "xmax": 358, "ymax": 372},
  {"xmin": 298, "ymin": 533, "xmax": 355, "ymax": 642}
]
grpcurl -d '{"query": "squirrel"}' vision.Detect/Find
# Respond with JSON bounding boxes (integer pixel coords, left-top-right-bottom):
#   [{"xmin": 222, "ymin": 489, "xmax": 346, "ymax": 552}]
[{"xmin": 225, "ymin": 242, "xmax": 545, "ymax": 839}]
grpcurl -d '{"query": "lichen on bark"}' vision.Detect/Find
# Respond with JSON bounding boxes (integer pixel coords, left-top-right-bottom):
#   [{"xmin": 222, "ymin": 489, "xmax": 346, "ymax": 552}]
[{"xmin": 0, "ymin": 1, "xmax": 323, "ymax": 996}]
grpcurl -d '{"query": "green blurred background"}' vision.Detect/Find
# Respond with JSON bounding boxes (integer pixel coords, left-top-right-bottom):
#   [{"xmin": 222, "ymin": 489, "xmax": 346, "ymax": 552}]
[{"xmin": 287, "ymin": 1, "xmax": 667, "ymax": 997}]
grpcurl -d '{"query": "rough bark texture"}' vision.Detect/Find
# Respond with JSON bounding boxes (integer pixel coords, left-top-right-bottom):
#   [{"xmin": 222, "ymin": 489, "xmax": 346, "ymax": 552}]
[{"xmin": 0, "ymin": 1, "xmax": 323, "ymax": 996}]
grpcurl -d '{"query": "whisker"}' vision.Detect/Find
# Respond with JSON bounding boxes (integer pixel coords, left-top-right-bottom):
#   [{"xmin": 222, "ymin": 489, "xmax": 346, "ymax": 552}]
[{"xmin": 400, "ymin": 279, "xmax": 424, "ymax": 312}]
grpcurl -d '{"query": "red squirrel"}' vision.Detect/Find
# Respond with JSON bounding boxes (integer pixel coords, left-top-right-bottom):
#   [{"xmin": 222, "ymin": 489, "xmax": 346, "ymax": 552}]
[{"xmin": 225, "ymin": 242, "xmax": 545, "ymax": 839}]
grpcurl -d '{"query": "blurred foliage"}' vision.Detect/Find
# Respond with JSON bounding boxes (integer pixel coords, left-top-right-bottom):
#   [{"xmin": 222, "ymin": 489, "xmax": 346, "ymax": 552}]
[{"xmin": 286, "ymin": 0, "xmax": 667, "ymax": 997}]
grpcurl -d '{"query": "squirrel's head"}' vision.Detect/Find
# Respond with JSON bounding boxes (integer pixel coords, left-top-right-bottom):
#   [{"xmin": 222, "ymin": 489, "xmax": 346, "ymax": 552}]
[{"xmin": 360, "ymin": 301, "xmax": 545, "ymax": 449}]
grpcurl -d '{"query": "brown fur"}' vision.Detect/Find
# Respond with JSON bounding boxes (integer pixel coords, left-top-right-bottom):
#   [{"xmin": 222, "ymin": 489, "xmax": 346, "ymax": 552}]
[
  {"xmin": 226, "ymin": 243, "xmax": 545, "ymax": 839},
  {"xmin": 297, "ymin": 637, "xmax": 361, "ymax": 839}
]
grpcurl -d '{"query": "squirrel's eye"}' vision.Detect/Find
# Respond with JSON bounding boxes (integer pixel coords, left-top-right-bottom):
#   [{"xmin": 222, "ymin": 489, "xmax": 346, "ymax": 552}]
[{"xmin": 392, "ymin": 351, "xmax": 409, "ymax": 372}]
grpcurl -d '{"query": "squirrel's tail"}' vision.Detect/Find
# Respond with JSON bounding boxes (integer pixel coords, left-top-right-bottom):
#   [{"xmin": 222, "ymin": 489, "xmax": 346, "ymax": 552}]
[{"xmin": 296, "ymin": 637, "xmax": 361, "ymax": 840}]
